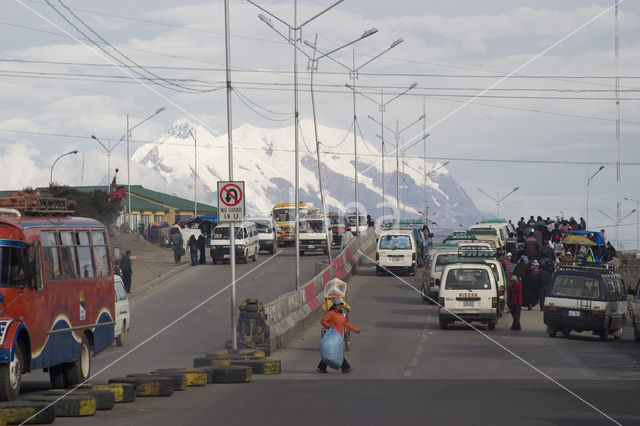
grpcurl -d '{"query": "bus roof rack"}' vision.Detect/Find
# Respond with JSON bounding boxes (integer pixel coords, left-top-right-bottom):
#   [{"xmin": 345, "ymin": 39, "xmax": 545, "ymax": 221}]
[
  {"xmin": 556, "ymin": 261, "xmax": 614, "ymax": 273},
  {"xmin": 0, "ymin": 193, "xmax": 75, "ymax": 216}
]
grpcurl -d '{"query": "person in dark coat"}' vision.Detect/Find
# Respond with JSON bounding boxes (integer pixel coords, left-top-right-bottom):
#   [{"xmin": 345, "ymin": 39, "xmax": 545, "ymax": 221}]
[
  {"xmin": 188, "ymin": 235, "xmax": 199, "ymax": 266},
  {"xmin": 507, "ymin": 275, "xmax": 523, "ymax": 331},
  {"xmin": 170, "ymin": 225, "xmax": 183, "ymax": 264},
  {"xmin": 536, "ymin": 261, "xmax": 553, "ymax": 310},
  {"xmin": 522, "ymin": 260, "xmax": 539, "ymax": 310},
  {"xmin": 197, "ymin": 231, "xmax": 207, "ymax": 264},
  {"xmin": 120, "ymin": 250, "xmax": 133, "ymax": 293}
]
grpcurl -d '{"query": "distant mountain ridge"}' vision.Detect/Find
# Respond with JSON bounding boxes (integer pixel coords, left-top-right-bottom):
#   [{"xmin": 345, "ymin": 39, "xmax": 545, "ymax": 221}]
[{"xmin": 132, "ymin": 119, "xmax": 481, "ymax": 228}]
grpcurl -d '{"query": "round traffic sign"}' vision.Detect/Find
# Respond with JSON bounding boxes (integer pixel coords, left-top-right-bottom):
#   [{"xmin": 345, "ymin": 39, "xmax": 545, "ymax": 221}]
[{"xmin": 220, "ymin": 183, "xmax": 243, "ymax": 207}]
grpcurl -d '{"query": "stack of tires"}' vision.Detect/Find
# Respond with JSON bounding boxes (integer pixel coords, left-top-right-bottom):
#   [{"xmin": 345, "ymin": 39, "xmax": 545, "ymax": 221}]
[{"xmin": 232, "ymin": 299, "xmax": 271, "ymax": 356}]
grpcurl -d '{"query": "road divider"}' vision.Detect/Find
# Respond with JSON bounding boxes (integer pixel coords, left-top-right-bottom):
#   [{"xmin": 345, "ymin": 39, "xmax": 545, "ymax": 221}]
[
  {"xmin": 22, "ymin": 394, "xmax": 96, "ymax": 417},
  {"xmin": 108, "ymin": 376, "xmax": 174, "ymax": 397},
  {"xmin": 0, "ymin": 401, "xmax": 56, "ymax": 424},
  {"xmin": 43, "ymin": 389, "xmax": 115, "ymax": 410},
  {"xmin": 90, "ymin": 383, "xmax": 136, "ymax": 403}
]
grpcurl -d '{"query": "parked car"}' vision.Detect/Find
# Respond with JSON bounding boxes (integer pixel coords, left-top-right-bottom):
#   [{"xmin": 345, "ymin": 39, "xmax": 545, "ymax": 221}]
[
  {"xmin": 249, "ymin": 216, "xmax": 278, "ymax": 255},
  {"xmin": 544, "ymin": 265, "xmax": 627, "ymax": 340},
  {"xmin": 114, "ymin": 274, "xmax": 130, "ymax": 346}
]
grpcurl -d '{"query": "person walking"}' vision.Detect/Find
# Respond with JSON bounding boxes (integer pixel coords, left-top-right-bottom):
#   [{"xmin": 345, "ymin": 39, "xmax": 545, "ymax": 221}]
[
  {"xmin": 188, "ymin": 235, "xmax": 199, "ymax": 266},
  {"xmin": 536, "ymin": 260, "xmax": 553, "ymax": 310},
  {"xmin": 120, "ymin": 250, "xmax": 133, "ymax": 293},
  {"xmin": 522, "ymin": 260, "xmax": 539, "ymax": 310},
  {"xmin": 317, "ymin": 298, "xmax": 360, "ymax": 374},
  {"xmin": 170, "ymin": 225, "xmax": 184, "ymax": 264},
  {"xmin": 197, "ymin": 231, "xmax": 207, "ymax": 264},
  {"xmin": 507, "ymin": 275, "xmax": 522, "ymax": 331}
]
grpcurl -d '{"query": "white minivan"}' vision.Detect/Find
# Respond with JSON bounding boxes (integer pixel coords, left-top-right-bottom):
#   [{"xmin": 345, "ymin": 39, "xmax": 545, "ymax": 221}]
[
  {"xmin": 375, "ymin": 229, "xmax": 417, "ymax": 276},
  {"xmin": 438, "ymin": 262, "xmax": 500, "ymax": 330},
  {"xmin": 114, "ymin": 275, "xmax": 130, "ymax": 346},
  {"xmin": 298, "ymin": 217, "xmax": 332, "ymax": 255},
  {"xmin": 210, "ymin": 222, "xmax": 259, "ymax": 264}
]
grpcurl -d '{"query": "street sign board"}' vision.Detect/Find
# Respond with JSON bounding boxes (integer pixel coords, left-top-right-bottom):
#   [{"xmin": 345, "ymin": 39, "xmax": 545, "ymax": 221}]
[{"xmin": 217, "ymin": 181, "xmax": 245, "ymax": 222}]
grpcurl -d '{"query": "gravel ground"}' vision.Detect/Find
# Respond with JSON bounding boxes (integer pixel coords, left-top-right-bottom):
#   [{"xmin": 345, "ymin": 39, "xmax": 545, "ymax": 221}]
[{"xmin": 110, "ymin": 232, "xmax": 183, "ymax": 293}]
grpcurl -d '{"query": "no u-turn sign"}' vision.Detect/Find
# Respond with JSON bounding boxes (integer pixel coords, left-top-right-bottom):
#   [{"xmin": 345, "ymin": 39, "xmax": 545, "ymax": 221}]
[{"xmin": 217, "ymin": 181, "xmax": 245, "ymax": 222}]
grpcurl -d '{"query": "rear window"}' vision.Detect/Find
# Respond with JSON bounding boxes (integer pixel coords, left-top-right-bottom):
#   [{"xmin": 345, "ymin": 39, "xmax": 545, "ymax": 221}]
[
  {"xmin": 434, "ymin": 253, "xmax": 457, "ymax": 272},
  {"xmin": 213, "ymin": 227, "xmax": 244, "ymax": 240},
  {"xmin": 551, "ymin": 275, "xmax": 600, "ymax": 299},
  {"xmin": 379, "ymin": 235, "xmax": 412, "ymax": 250},
  {"xmin": 444, "ymin": 268, "xmax": 491, "ymax": 290}
]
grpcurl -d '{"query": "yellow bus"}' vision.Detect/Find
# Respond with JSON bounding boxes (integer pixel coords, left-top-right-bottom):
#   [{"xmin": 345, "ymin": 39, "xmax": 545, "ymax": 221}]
[{"xmin": 271, "ymin": 203, "xmax": 317, "ymax": 244}]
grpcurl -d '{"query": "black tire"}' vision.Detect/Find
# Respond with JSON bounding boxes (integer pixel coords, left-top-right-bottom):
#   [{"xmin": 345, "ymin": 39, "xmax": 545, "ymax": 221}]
[
  {"xmin": 0, "ymin": 400, "xmax": 56, "ymax": 424},
  {"xmin": 0, "ymin": 344, "xmax": 21, "ymax": 401},
  {"xmin": 23, "ymin": 394, "xmax": 97, "ymax": 417},
  {"xmin": 561, "ymin": 330, "xmax": 571, "ymax": 337},
  {"xmin": 49, "ymin": 364, "xmax": 66, "ymax": 389},
  {"xmin": 212, "ymin": 366, "xmax": 252, "ymax": 383},
  {"xmin": 634, "ymin": 322, "xmax": 640, "ymax": 341},
  {"xmin": 64, "ymin": 336, "xmax": 91, "ymax": 387},
  {"xmin": 547, "ymin": 325, "xmax": 557, "ymax": 337},
  {"xmin": 242, "ymin": 253, "xmax": 248, "ymax": 264},
  {"xmin": 487, "ymin": 322, "xmax": 496, "ymax": 331},
  {"xmin": 44, "ymin": 388, "xmax": 115, "ymax": 410},
  {"xmin": 115, "ymin": 321, "xmax": 126, "ymax": 346},
  {"xmin": 230, "ymin": 359, "xmax": 266, "ymax": 374}
]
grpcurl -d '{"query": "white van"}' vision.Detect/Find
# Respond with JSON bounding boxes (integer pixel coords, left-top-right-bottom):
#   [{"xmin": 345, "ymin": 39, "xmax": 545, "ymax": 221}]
[
  {"xmin": 346, "ymin": 213, "xmax": 368, "ymax": 234},
  {"xmin": 420, "ymin": 244, "xmax": 460, "ymax": 303},
  {"xmin": 438, "ymin": 262, "xmax": 500, "ymax": 330},
  {"xmin": 298, "ymin": 217, "xmax": 332, "ymax": 255},
  {"xmin": 249, "ymin": 216, "xmax": 278, "ymax": 255},
  {"xmin": 210, "ymin": 222, "xmax": 259, "ymax": 264},
  {"xmin": 375, "ymin": 229, "xmax": 417, "ymax": 276}
]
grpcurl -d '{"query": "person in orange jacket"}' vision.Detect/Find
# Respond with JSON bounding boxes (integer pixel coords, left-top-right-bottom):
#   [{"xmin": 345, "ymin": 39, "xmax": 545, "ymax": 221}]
[{"xmin": 316, "ymin": 298, "xmax": 360, "ymax": 374}]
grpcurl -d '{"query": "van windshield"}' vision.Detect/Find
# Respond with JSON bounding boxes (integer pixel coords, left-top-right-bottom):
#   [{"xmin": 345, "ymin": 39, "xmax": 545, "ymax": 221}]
[
  {"xmin": 299, "ymin": 220, "xmax": 325, "ymax": 233},
  {"xmin": 213, "ymin": 227, "xmax": 244, "ymax": 240},
  {"xmin": 253, "ymin": 220, "xmax": 272, "ymax": 233},
  {"xmin": 444, "ymin": 268, "xmax": 491, "ymax": 290},
  {"xmin": 551, "ymin": 275, "xmax": 600, "ymax": 299},
  {"xmin": 379, "ymin": 235, "xmax": 412, "ymax": 250}
]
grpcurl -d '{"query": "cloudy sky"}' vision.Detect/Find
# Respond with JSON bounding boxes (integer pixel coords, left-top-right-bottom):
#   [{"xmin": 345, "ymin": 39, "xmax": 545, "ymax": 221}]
[{"xmin": 2, "ymin": 1, "xmax": 640, "ymax": 248}]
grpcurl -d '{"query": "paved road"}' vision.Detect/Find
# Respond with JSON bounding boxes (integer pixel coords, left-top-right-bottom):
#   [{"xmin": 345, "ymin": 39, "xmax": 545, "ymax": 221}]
[{"xmin": 22, "ymin": 248, "xmax": 640, "ymax": 425}]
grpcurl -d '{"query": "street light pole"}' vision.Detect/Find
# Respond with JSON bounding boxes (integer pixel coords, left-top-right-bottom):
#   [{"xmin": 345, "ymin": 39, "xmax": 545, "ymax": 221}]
[
  {"xmin": 586, "ymin": 165, "xmax": 605, "ymax": 229},
  {"xmin": 126, "ymin": 106, "xmax": 166, "ymax": 233},
  {"xmin": 599, "ymin": 207, "xmax": 637, "ymax": 250},
  {"xmin": 477, "ymin": 186, "xmax": 519, "ymax": 218},
  {"xmin": 91, "ymin": 135, "xmax": 125, "ymax": 185},
  {"xmin": 403, "ymin": 160, "xmax": 449, "ymax": 221},
  {"xmin": 624, "ymin": 196, "xmax": 640, "ymax": 255},
  {"xmin": 50, "ymin": 150, "xmax": 78, "ymax": 185},
  {"xmin": 188, "ymin": 129, "xmax": 198, "ymax": 217},
  {"xmin": 249, "ymin": 0, "xmax": 344, "ymax": 290}
]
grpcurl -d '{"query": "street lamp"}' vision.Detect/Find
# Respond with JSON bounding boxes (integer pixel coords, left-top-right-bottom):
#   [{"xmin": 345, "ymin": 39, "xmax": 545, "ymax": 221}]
[
  {"xmin": 306, "ymin": 36, "xmax": 403, "ymax": 234},
  {"xmin": 477, "ymin": 186, "xmax": 519, "ymax": 219},
  {"xmin": 586, "ymin": 165, "xmax": 605, "ymax": 228},
  {"xmin": 624, "ymin": 196, "xmax": 640, "ymax": 255},
  {"xmin": 188, "ymin": 129, "xmax": 198, "ymax": 217},
  {"xmin": 50, "ymin": 150, "xmax": 79, "ymax": 185},
  {"xmin": 127, "ymin": 106, "xmax": 166, "ymax": 233},
  {"xmin": 350, "ymin": 82, "xmax": 417, "ymax": 221},
  {"xmin": 91, "ymin": 135, "xmax": 125, "ymax": 185},
  {"xmin": 599, "ymin": 207, "xmax": 637, "ymax": 250},
  {"xmin": 249, "ymin": 0, "xmax": 343, "ymax": 290}
]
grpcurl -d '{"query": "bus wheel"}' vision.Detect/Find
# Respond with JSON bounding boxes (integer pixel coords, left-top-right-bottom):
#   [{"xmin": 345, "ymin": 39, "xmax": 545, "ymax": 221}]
[
  {"xmin": 49, "ymin": 364, "xmax": 66, "ymax": 388},
  {"xmin": 116, "ymin": 321, "xmax": 126, "ymax": 346},
  {"xmin": 64, "ymin": 336, "xmax": 91, "ymax": 386},
  {"xmin": 0, "ymin": 345, "xmax": 22, "ymax": 400}
]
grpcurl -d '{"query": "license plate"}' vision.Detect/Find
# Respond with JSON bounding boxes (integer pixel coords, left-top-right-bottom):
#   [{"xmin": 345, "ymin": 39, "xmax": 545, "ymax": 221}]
[
  {"xmin": 224, "ymin": 254, "xmax": 230, "ymax": 259},
  {"xmin": 463, "ymin": 301, "xmax": 474, "ymax": 307},
  {"xmin": 568, "ymin": 310, "xmax": 580, "ymax": 317},
  {"xmin": 392, "ymin": 257, "xmax": 402, "ymax": 262},
  {"xmin": 308, "ymin": 245, "xmax": 315, "ymax": 249}
]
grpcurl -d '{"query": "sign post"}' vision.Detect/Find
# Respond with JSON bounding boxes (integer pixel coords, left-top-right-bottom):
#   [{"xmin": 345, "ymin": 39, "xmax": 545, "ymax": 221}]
[{"xmin": 218, "ymin": 181, "xmax": 245, "ymax": 349}]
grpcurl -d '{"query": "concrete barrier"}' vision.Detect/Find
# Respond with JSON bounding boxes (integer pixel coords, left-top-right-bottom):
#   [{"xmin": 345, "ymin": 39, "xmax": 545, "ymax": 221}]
[{"xmin": 264, "ymin": 228, "xmax": 376, "ymax": 350}]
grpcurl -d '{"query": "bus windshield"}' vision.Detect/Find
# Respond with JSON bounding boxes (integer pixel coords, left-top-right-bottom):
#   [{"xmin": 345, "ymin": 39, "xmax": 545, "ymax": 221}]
[{"xmin": 0, "ymin": 246, "xmax": 26, "ymax": 288}]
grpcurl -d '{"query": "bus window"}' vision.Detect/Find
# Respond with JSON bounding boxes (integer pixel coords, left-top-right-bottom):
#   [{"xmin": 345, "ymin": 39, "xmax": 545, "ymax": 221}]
[
  {"xmin": 0, "ymin": 246, "xmax": 26, "ymax": 287},
  {"xmin": 76, "ymin": 231, "xmax": 94, "ymax": 279},
  {"xmin": 25, "ymin": 243, "xmax": 42, "ymax": 291},
  {"xmin": 60, "ymin": 231, "xmax": 78, "ymax": 280},
  {"xmin": 92, "ymin": 230, "xmax": 110, "ymax": 278},
  {"xmin": 42, "ymin": 231, "xmax": 62, "ymax": 281}
]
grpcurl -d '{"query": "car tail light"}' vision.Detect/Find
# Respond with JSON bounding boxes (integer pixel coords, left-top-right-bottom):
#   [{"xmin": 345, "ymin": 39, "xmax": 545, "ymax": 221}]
[
  {"xmin": 544, "ymin": 306, "xmax": 556, "ymax": 313},
  {"xmin": 412, "ymin": 253, "xmax": 416, "ymax": 261},
  {"xmin": 438, "ymin": 297, "xmax": 444, "ymax": 307},
  {"xmin": 591, "ymin": 309, "xmax": 605, "ymax": 318},
  {"xmin": 491, "ymin": 297, "xmax": 497, "ymax": 308},
  {"xmin": 376, "ymin": 252, "xmax": 379, "ymax": 261},
  {"xmin": 429, "ymin": 277, "xmax": 434, "ymax": 287},
  {"xmin": 499, "ymin": 285, "xmax": 505, "ymax": 297}
]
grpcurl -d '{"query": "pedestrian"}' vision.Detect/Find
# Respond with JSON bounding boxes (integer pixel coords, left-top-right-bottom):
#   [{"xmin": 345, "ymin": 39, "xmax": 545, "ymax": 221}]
[
  {"xmin": 317, "ymin": 298, "xmax": 360, "ymax": 374},
  {"xmin": 507, "ymin": 275, "xmax": 522, "ymax": 331},
  {"xmin": 524, "ymin": 232, "xmax": 539, "ymax": 259},
  {"xmin": 522, "ymin": 260, "xmax": 539, "ymax": 310},
  {"xmin": 188, "ymin": 235, "xmax": 199, "ymax": 266},
  {"xmin": 536, "ymin": 260, "xmax": 553, "ymax": 310},
  {"xmin": 367, "ymin": 214, "xmax": 375, "ymax": 227},
  {"xmin": 197, "ymin": 231, "xmax": 207, "ymax": 264},
  {"xmin": 120, "ymin": 250, "xmax": 133, "ymax": 293},
  {"xmin": 170, "ymin": 224, "xmax": 184, "ymax": 264},
  {"xmin": 512, "ymin": 255, "xmax": 528, "ymax": 280}
]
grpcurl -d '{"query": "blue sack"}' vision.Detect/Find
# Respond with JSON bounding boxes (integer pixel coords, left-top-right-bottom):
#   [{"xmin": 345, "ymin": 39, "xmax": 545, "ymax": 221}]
[{"xmin": 319, "ymin": 328, "xmax": 344, "ymax": 369}]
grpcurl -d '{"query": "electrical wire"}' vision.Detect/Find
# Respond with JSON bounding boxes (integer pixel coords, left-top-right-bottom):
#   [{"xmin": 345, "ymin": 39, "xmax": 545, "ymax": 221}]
[{"xmin": 231, "ymin": 88, "xmax": 294, "ymax": 122}]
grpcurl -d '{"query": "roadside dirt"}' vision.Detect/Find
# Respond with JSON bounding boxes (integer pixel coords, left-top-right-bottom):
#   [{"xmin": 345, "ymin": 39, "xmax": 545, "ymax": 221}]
[{"xmin": 110, "ymin": 232, "xmax": 180, "ymax": 292}]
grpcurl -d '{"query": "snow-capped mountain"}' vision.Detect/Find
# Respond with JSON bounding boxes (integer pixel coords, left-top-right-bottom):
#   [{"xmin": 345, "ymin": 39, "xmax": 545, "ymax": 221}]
[{"xmin": 132, "ymin": 119, "xmax": 481, "ymax": 228}]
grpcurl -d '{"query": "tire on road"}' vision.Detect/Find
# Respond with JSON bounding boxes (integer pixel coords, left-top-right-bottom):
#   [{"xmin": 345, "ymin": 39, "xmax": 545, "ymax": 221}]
[
  {"xmin": 63, "ymin": 336, "xmax": 91, "ymax": 387},
  {"xmin": 0, "ymin": 344, "xmax": 22, "ymax": 401},
  {"xmin": 108, "ymin": 376, "xmax": 173, "ymax": 397},
  {"xmin": 230, "ymin": 359, "xmax": 266, "ymax": 374},
  {"xmin": 127, "ymin": 373, "xmax": 186, "ymax": 391},
  {"xmin": 0, "ymin": 401, "xmax": 56, "ymax": 424},
  {"xmin": 43, "ymin": 389, "xmax": 115, "ymax": 410},
  {"xmin": 90, "ymin": 383, "xmax": 136, "ymax": 403},
  {"xmin": 211, "ymin": 366, "xmax": 252, "ymax": 384},
  {"xmin": 154, "ymin": 369, "xmax": 207, "ymax": 387},
  {"xmin": 23, "ymin": 394, "xmax": 96, "ymax": 417},
  {"xmin": 263, "ymin": 360, "xmax": 281, "ymax": 374}
]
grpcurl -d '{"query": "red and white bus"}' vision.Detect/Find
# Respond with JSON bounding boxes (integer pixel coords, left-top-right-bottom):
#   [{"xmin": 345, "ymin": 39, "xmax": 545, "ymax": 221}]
[{"xmin": 0, "ymin": 196, "xmax": 115, "ymax": 400}]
